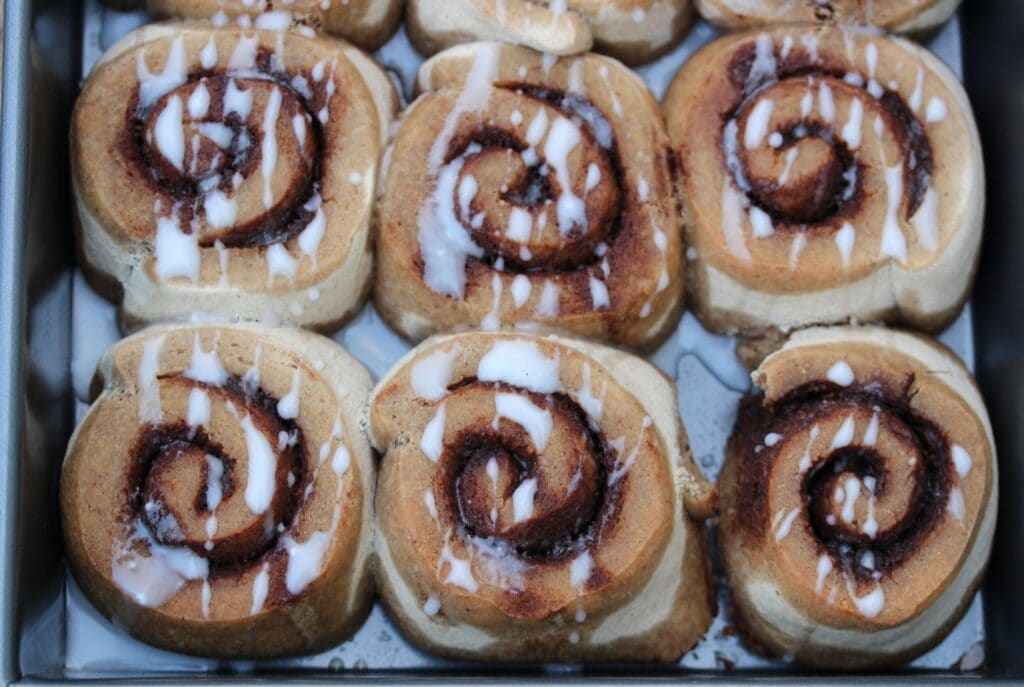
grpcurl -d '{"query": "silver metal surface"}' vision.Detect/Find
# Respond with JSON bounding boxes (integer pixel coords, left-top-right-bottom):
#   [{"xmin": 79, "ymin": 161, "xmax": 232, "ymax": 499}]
[{"xmin": 1, "ymin": 0, "xmax": 1019, "ymax": 682}]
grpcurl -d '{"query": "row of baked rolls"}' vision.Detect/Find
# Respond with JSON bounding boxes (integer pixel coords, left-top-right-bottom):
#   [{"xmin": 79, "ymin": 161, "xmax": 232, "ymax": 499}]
[
  {"xmin": 61, "ymin": 325, "xmax": 716, "ymax": 660},
  {"xmin": 375, "ymin": 42, "xmax": 685, "ymax": 350},
  {"xmin": 721, "ymin": 326, "xmax": 996, "ymax": 669},
  {"xmin": 108, "ymin": 0, "xmax": 404, "ymax": 51},
  {"xmin": 72, "ymin": 21, "xmax": 397, "ymax": 330},
  {"xmin": 369, "ymin": 330, "xmax": 716, "ymax": 661},
  {"xmin": 60, "ymin": 323, "xmax": 376, "ymax": 657},
  {"xmin": 407, "ymin": 0, "xmax": 694, "ymax": 66},
  {"xmin": 664, "ymin": 24, "xmax": 983, "ymax": 339},
  {"xmin": 695, "ymin": 0, "xmax": 963, "ymax": 35}
]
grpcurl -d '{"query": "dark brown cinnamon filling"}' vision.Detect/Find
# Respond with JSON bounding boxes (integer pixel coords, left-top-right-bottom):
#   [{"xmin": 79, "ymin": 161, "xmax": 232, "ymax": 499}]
[
  {"xmin": 435, "ymin": 382, "xmax": 623, "ymax": 561},
  {"xmin": 440, "ymin": 84, "xmax": 626, "ymax": 276},
  {"xmin": 723, "ymin": 42, "xmax": 934, "ymax": 229},
  {"xmin": 119, "ymin": 47, "xmax": 328, "ymax": 248},
  {"xmin": 127, "ymin": 375, "xmax": 307, "ymax": 573},
  {"xmin": 730, "ymin": 379, "xmax": 952, "ymax": 581}
]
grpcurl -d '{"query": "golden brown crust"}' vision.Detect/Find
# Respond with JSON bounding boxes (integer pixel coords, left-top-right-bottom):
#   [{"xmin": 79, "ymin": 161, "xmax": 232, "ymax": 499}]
[
  {"xmin": 71, "ymin": 21, "xmax": 396, "ymax": 329},
  {"xmin": 147, "ymin": 0, "xmax": 404, "ymax": 51},
  {"xmin": 375, "ymin": 43, "xmax": 685, "ymax": 350},
  {"xmin": 60, "ymin": 323, "xmax": 376, "ymax": 658},
  {"xmin": 719, "ymin": 325, "xmax": 997, "ymax": 668},
  {"xmin": 369, "ymin": 331, "xmax": 714, "ymax": 661},
  {"xmin": 664, "ymin": 25, "xmax": 984, "ymax": 337}
]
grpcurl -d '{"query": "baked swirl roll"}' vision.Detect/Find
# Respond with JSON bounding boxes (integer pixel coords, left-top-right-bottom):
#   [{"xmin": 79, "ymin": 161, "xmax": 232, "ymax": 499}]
[
  {"xmin": 72, "ymin": 22, "xmax": 397, "ymax": 330},
  {"xmin": 663, "ymin": 26, "xmax": 983, "ymax": 337},
  {"xmin": 148, "ymin": 0, "xmax": 404, "ymax": 51},
  {"xmin": 407, "ymin": 0, "xmax": 694, "ymax": 66},
  {"xmin": 60, "ymin": 324, "xmax": 375, "ymax": 657},
  {"xmin": 376, "ymin": 43, "xmax": 685, "ymax": 350},
  {"xmin": 369, "ymin": 331, "xmax": 715, "ymax": 661},
  {"xmin": 720, "ymin": 326, "xmax": 997, "ymax": 668},
  {"xmin": 695, "ymin": 0, "xmax": 962, "ymax": 36}
]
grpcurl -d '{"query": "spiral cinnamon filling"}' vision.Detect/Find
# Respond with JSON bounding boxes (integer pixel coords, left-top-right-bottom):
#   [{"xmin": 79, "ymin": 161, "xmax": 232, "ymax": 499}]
[
  {"xmin": 722, "ymin": 46, "xmax": 934, "ymax": 232},
  {"xmin": 127, "ymin": 376, "xmax": 307, "ymax": 569},
  {"xmin": 733, "ymin": 379, "xmax": 953, "ymax": 581},
  {"xmin": 120, "ymin": 47, "xmax": 329, "ymax": 248},
  {"xmin": 433, "ymin": 84, "xmax": 623, "ymax": 275},
  {"xmin": 435, "ymin": 384, "xmax": 620, "ymax": 559}
]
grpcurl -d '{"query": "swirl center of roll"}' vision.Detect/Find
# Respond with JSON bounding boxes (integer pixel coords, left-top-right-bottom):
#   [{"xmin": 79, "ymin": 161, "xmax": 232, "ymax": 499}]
[
  {"xmin": 438, "ymin": 383, "xmax": 607, "ymax": 556},
  {"xmin": 130, "ymin": 377, "xmax": 304, "ymax": 566}
]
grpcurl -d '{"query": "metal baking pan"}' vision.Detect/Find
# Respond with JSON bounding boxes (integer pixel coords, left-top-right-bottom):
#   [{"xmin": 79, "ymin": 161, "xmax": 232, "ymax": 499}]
[{"xmin": 1, "ymin": 0, "xmax": 1021, "ymax": 683}]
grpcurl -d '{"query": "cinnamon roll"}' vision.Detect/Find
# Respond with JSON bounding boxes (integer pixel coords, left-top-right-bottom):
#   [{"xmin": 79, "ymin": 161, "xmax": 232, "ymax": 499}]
[
  {"xmin": 148, "ymin": 0, "xmax": 404, "ymax": 51},
  {"xmin": 60, "ymin": 323, "xmax": 375, "ymax": 657},
  {"xmin": 663, "ymin": 26, "xmax": 984, "ymax": 337},
  {"xmin": 720, "ymin": 325, "xmax": 997, "ymax": 668},
  {"xmin": 369, "ymin": 331, "xmax": 715, "ymax": 661},
  {"xmin": 407, "ymin": 0, "xmax": 694, "ymax": 66},
  {"xmin": 695, "ymin": 0, "xmax": 962, "ymax": 36},
  {"xmin": 72, "ymin": 22, "xmax": 397, "ymax": 330},
  {"xmin": 375, "ymin": 43, "xmax": 686, "ymax": 350}
]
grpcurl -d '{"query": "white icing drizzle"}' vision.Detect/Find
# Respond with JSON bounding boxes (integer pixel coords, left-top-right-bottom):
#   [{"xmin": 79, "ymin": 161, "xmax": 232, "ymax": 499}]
[
  {"xmin": 846, "ymin": 577, "xmax": 885, "ymax": 618},
  {"xmin": 510, "ymin": 274, "xmax": 532, "ymax": 309},
  {"xmin": 608, "ymin": 416, "xmax": 652, "ymax": 485},
  {"xmin": 573, "ymin": 362, "xmax": 605, "ymax": 422},
  {"xmin": 840, "ymin": 476, "xmax": 861, "ymax": 524},
  {"xmin": 136, "ymin": 36, "xmax": 187, "ymax": 108},
  {"xmin": 744, "ymin": 99, "xmax": 773, "ymax": 149},
  {"xmin": 570, "ymin": 551, "xmax": 593, "ymax": 590},
  {"xmin": 439, "ymin": 538, "xmax": 479, "ymax": 593},
  {"xmin": 511, "ymin": 478, "xmax": 539, "ymax": 523},
  {"xmin": 260, "ymin": 87, "xmax": 283, "ymax": 209},
  {"xmin": 544, "ymin": 117, "xmax": 586, "ymax": 234},
  {"xmin": 201, "ymin": 580, "xmax": 211, "ymax": 618},
  {"xmin": 240, "ymin": 414, "xmax": 277, "ymax": 515},
  {"xmin": 276, "ymin": 368, "xmax": 301, "ymax": 419},
  {"xmin": 477, "ymin": 340, "xmax": 560, "ymax": 393},
  {"xmin": 154, "ymin": 215, "xmax": 200, "ymax": 283},
  {"xmin": 911, "ymin": 186, "xmax": 940, "ymax": 252},
  {"xmin": 187, "ymin": 389, "xmax": 211, "ymax": 427},
  {"xmin": 481, "ymin": 274, "xmax": 503, "ymax": 330},
  {"xmin": 835, "ymin": 222, "xmax": 856, "ymax": 267},
  {"xmin": 411, "ymin": 347, "xmax": 459, "ymax": 401},
  {"xmin": 495, "ymin": 393, "xmax": 552, "ymax": 452},
  {"xmin": 423, "ymin": 595, "xmax": 442, "ymax": 616},
  {"xmin": 420, "ymin": 402, "xmax": 446, "ymax": 462},
  {"xmin": 250, "ymin": 562, "xmax": 270, "ymax": 614},
  {"xmin": 925, "ymin": 97, "xmax": 947, "ymax": 123},
  {"xmin": 798, "ymin": 425, "xmax": 820, "ymax": 473},
  {"xmin": 948, "ymin": 486, "xmax": 965, "ymax": 520},
  {"xmin": 879, "ymin": 164, "xmax": 908, "ymax": 261},
  {"xmin": 951, "ymin": 444, "xmax": 973, "ymax": 478},
  {"xmin": 137, "ymin": 335, "xmax": 165, "ymax": 423},
  {"xmin": 589, "ymin": 276, "xmax": 610, "ymax": 310},
  {"xmin": 283, "ymin": 506, "xmax": 339, "ymax": 595},
  {"xmin": 111, "ymin": 519, "xmax": 209, "ymax": 608},
  {"xmin": 815, "ymin": 555, "xmax": 833, "ymax": 595},
  {"xmin": 185, "ymin": 333, "xmax": 228, "ymax": 385},
  {"xmin": 424, "ymin": 490, "xmax": 439, "ymax": 520},
  {"xmin": 537, "ymin": 280, "xmax": 560, "ymax": 317},
  {"xmin": 774, "ymin": 507, "xmax": 801, "ymax": 542},
  {"xmin": 827, "ymin": 361, "xmax": 855, "ymax": 386},
  {"xmin": 858, "ymin": 412, "xmax": 879, "ymax": 447},
  {"xmin": 840, "ymin": 98, "xmax": 864, "ymax": 150},
  {"xmin": 154, "ymin": 95, "xmax": 185, "ymax": 171}
]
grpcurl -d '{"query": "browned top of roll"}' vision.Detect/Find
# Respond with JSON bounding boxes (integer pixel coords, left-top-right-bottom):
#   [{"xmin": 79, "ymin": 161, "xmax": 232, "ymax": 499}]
[
  {"xmin": 664, "ymin": 25, "xmax": 981, "ymax": 295},
  {"xmin": 374, "ymin": 42, "xmax": 684, "ymax": 350},
  {"xmin": 72, "ymin": 22, "xmax": 390, "ymax": 294},
  {"xmin": 722, "ymin": 327, "xmax": 994, "ymax": 627}
]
